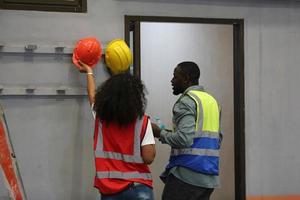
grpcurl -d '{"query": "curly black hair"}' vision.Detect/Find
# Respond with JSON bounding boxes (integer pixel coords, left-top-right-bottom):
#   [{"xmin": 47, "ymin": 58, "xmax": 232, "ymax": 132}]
[{"xmin": 93, "ymin": 73, "xmax": 147, "ymax": 126}]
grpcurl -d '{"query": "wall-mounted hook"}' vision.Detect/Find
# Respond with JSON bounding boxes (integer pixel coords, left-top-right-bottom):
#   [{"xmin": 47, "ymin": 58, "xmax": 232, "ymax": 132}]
[
  {"xmin": 55, "ymin": 46, "xmax": 65, "ymax": 54},
  {"xmin": 25, "ymin": 85, "xmax": 36, "ymax": 94},
  {"xmin": 24, "ymin": 44, "xmax": 37, "ymax": 52},
  {"xmin": 56, "ymin": 86, "xmax": 67, "ymax": 95}
]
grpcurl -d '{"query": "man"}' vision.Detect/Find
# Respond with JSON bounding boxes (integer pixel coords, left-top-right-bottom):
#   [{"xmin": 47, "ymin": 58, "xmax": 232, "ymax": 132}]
[{"xmin": 152, "ymin": 61, "xmax": 222, "ymax": 200}]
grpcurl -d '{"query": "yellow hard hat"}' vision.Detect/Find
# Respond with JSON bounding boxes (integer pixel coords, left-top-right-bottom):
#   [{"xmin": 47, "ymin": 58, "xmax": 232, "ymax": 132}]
[{"xmin": 105, "ymin": 39, "xmax": 133, "ymax": 75}]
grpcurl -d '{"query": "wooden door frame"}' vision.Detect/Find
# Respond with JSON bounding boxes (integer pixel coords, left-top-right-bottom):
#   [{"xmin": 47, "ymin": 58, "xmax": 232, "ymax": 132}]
[{"xmin": 125, "ymin": 15, "xmax": 245, "ymax": 200}]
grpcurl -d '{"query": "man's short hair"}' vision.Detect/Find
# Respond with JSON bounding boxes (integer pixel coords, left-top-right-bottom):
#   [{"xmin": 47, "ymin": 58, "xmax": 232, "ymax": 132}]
[{"xmin": 177, "ymin": 61, "xmax": 200, "ymax": 83}]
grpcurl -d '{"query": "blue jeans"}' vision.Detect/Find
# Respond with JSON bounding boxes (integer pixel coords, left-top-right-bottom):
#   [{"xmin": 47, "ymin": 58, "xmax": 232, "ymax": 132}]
[{"xmin": 101, "ymin": 183, "xmax": 154, "ymax": 200}]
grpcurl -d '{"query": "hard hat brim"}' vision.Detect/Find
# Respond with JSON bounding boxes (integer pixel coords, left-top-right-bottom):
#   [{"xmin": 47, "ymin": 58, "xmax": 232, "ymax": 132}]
[{"xmin": 72, "ymin": 51, "xmax": 82, "ymax": 69}]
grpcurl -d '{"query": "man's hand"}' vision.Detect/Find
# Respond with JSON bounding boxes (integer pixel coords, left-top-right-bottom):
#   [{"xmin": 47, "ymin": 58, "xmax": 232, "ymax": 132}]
[
  {"xmin": 78, "ymin": 60, "xmax": 93, "ymax": 74},
  {"xmin": 151, "ymin": 123, "xmax": 161, "ymax": 138}
]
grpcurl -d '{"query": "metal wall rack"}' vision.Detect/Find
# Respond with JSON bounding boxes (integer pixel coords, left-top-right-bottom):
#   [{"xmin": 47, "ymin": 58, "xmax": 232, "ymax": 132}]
[
  {"xmin": 0, "ymin": 43, "xmax": 74, "ymax": 55},
  {"xmin": 0, "ymin": 43, "xmax": 106, "ymax": 55},
  {"xmin": 0, "ymin": 85, "xmax": 87, "ymax": 96},
  {"xmin": 0, "ymin": 43, "xmax": 106, "ymax": 97}
]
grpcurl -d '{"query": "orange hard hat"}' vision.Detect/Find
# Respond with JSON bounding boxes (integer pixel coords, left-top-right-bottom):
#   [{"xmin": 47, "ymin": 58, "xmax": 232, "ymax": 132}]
[{"xmin": 72, "ymin": 37, "xmax": 102, "ymax": 69}]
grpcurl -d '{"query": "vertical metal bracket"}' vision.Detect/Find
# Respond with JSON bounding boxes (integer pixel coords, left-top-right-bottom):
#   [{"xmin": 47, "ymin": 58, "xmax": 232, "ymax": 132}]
[
  {"xmin": 0, "ymin": 85, "xmax": 3, "ymax": 94},
  {"xmin": 56, "ymin": 86, "xmax": 67, "ymax": 95},
  {"xmin": 25, "ymin": 85, "xmax": 36, "ymax": 94},
  {"xmin": 24, "ymin": 44, "xmax": 37, "ymax": 52},
  {"xmin": 54, "ymin": 46, "xmax": 65, "ymax": 54}
]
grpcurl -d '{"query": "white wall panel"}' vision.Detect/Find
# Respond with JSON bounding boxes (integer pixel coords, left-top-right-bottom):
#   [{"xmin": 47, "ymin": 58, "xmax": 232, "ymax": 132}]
[
  {"xmin": 0, "ymin": 0, "xmax": 300, "ymax": 199},
  {"xmin": 140, "ymin": 22, "xmax": 234, "ymax": 200}
]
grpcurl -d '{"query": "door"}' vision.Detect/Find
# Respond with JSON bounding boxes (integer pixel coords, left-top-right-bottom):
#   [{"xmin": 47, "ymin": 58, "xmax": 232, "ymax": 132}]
[{"xmin": 125, "ymin": 16, "xmax": 245, "ymax": 200}]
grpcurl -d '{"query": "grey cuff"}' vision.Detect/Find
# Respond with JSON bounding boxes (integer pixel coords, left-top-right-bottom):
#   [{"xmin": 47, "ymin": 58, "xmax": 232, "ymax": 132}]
[{"xmin": 159, "ymin": 129, "xmax": 169, "ymax": 143}]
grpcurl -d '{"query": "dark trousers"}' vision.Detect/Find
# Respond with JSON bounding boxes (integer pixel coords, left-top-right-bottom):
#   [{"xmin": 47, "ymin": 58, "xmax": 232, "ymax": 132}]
[{"xmin": 162, "ymin": 174, "xmax": 214, "ymax": 200}]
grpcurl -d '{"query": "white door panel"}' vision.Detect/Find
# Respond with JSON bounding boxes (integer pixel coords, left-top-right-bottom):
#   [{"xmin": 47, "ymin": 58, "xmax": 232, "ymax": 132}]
[{"xmin": 140, "ymin": 22, "xmax": 234, "ymax": 200}]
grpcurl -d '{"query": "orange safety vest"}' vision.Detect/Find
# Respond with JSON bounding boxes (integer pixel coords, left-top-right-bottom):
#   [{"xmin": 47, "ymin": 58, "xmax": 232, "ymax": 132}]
[{"xmin": 93, "ymin": 115, "xmax": 152, "ymax": 194}]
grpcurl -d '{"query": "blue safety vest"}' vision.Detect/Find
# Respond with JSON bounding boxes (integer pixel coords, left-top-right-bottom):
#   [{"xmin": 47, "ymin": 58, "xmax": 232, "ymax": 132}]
[{"xmin": 166, "ymin": 90, "xmax": 221, "ymax": 175}]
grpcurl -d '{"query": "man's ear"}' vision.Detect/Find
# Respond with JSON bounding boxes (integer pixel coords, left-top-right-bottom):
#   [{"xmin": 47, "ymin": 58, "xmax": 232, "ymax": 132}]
[{"xmin": 182, "ymin": 74, "xmax": 190, "ymax": 84}]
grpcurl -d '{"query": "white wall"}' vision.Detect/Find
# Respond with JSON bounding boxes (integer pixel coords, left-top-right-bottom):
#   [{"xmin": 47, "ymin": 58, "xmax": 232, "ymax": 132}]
[
  {"xmin": 140, "ymin": 22, "xmax": 234, "ymax": 200},
  {"xmin": 1, "ymin": 0, "xmax": 300, "ymax": 199}
]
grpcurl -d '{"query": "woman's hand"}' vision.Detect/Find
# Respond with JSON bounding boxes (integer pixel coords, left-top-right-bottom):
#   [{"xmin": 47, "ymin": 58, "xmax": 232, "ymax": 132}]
[{"xmin": 78, "ymin": 60, "xmax": 93, "ymax": 74}]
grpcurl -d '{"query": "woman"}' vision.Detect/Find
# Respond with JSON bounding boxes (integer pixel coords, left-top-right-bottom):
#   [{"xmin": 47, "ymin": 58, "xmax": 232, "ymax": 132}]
[{"xmin": 78, "ymin": 61, "xmax": 155, "ymax": 200}]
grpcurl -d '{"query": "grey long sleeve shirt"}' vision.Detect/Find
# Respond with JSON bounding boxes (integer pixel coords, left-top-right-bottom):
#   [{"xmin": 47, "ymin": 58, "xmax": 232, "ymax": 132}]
[{"xmin": 160, "ymin": 85, "xmax": 220, "ymax": 188}]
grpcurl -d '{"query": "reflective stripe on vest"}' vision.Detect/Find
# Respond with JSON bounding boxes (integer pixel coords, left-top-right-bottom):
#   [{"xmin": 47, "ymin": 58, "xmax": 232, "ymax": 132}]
[
  {"xmin": 96, "ymin": 171, "xmax": 152, "ymax": 180},
  {"xmin": 95, "ymin": 118, "xmax": 144, "ymax": 163},
  {"xmin": 170, "ymin": 90, "xmax": 220, "ymax": 157},
  {"xmin": 171, "ymin": 148, "xmax": 219, "ymax": 157}
]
